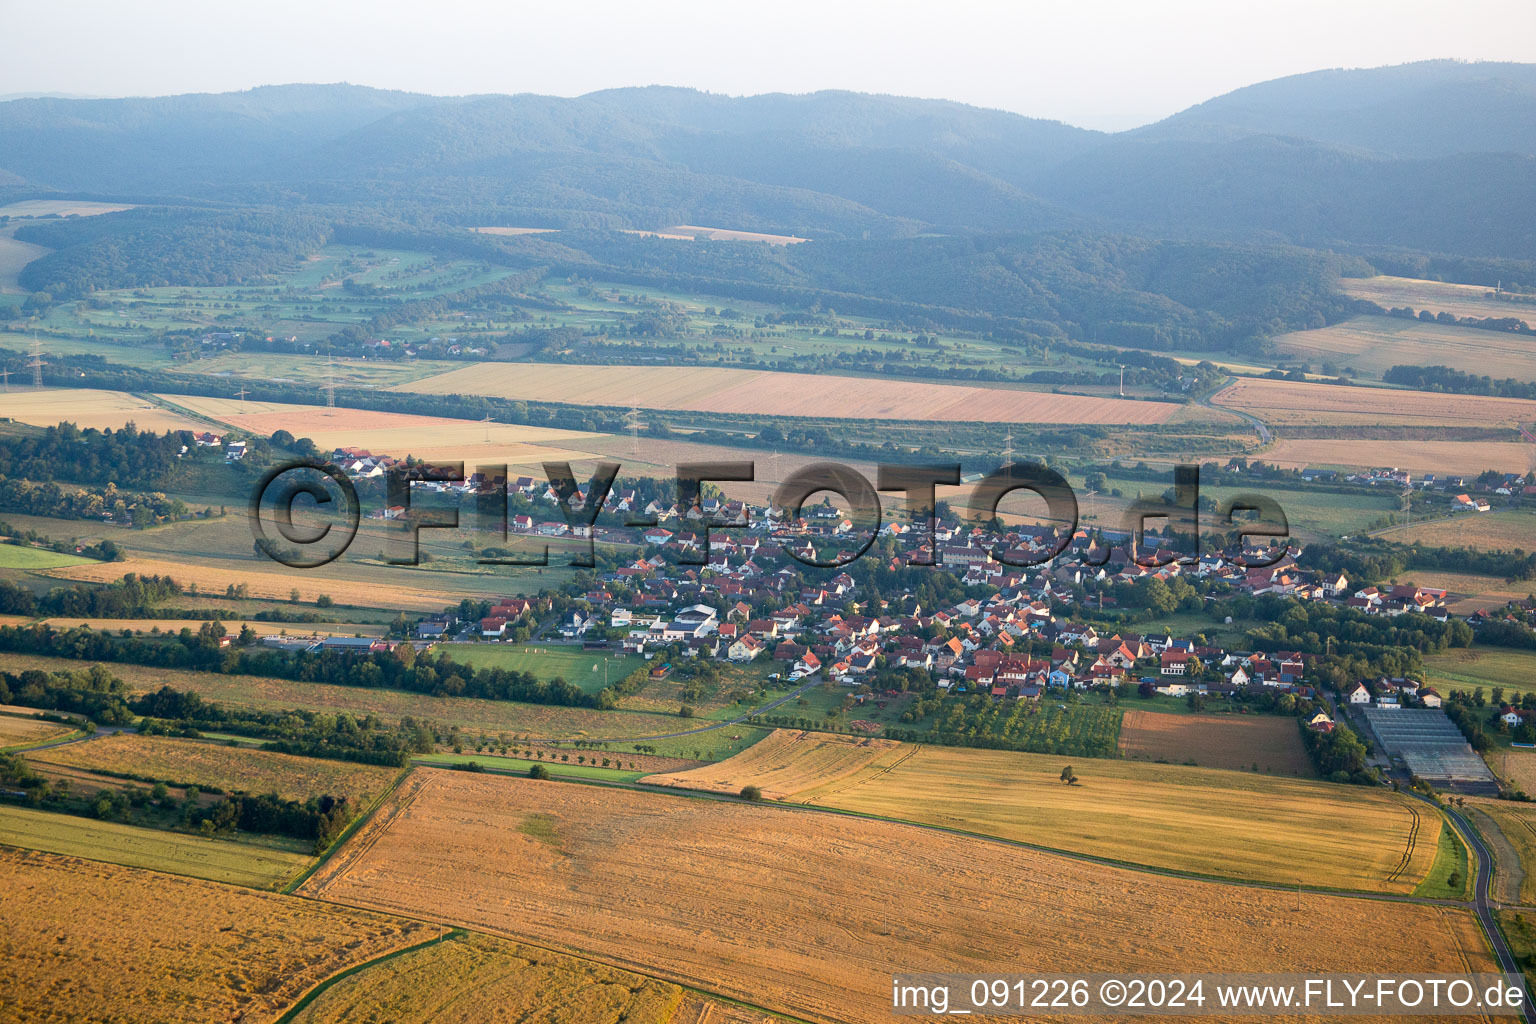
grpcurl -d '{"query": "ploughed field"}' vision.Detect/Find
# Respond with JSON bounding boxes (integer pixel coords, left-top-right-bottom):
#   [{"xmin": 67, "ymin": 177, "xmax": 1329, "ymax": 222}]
[
  {"xmin": 1117, "ymin": 710, "xmax": 1314, "ymax": 776},
  {"xmin": 300, "ymin": 769, "xmax": 1490, "ymax": 1024},
  {"xmin": 645, "ymin": 730, "xmax": 1433, "ymax": 892}
]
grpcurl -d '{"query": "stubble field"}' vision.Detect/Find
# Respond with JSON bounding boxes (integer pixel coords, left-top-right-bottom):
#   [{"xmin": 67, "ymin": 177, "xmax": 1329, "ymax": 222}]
[
  {"xmin": 0, "ymin": 847, "xmax": 425, "ymax": 1023},
  {"xmin": 1213, "ymin": 377, "xmax": 1536, "ymax": 428},
  {"xmin": 1262, "ymin": 438, "xmax": 1536, "ymax": 475},
  {"xmin": 1338, "ymin": 275, "xmax": 1536, "ymax": 322},
  {"xmin": 287, "ymin": 930, "xmax": 688, "ymax": 1024},
  {"xmin": 396, "ymin": 361, "xmax": 1183, "ymax": 425},
  {"xmin": 0, "ymin": 714, "xmax": 74, "ymax": 747},
  {"xmin": 643, "ymin": 729, "xmax": 899, "ymax": 799},
  {"xmin": 649, "ymin": 731, "xmax": 1431, "ymax": 892},
  {"xmin": 2, "ymin": 388, "xmax": 208, "ymax": 432},
  {"xmin": 1378, "ymin": 511, "xmax": 1536, "ymax": 551},
  {"xmin": 28, "ymin": 733, "xmax": 400, "ymax": 804},
  {"xmin": 1272, "ymin": 315, "xmax": 1536, "ymax": 382},
  {"xmin": 299, "ymin": 770, "xmax": 1492, "ymax": 1024},
  {"xmin": 1117, "ymin": 710, "xmax": 1315, "ymax": 775}
]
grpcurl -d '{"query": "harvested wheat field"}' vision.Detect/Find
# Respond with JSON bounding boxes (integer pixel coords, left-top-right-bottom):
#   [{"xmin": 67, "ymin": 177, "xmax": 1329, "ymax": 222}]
[
  {"xmin": 1213, "ymin": 377, "xmax": 1536, "ymax": 428},
  {"xmin": 288, "ymin": 929, "xmax": 688, "ymax": 1024},
  {"xmin": 1262, "ymin": 437, "xmax": 1535, "ymax": 475},
  {"xmin": 1118, "ymin": 710, "xmax": 1314, "ymax": 776},
  {"xmin": 0, "ymin": 847, "xmax": 425, "ymax": 1023},
  {"xmin": 1273, "ymin": 315, "xmax": 1536, "ymax": 382},
  {"xmin": 29, "ymin": 734, "xmax": 399, "ymax": 804},
  {"xmin": 1339, "ymin": 275, "xmax": 1536, "ymax": 322},
  {"xmin": 1381, "ymin": 511, "xmax": 1536, "ymax": 551},
  {"xmin": 1, "ymin": 388, "xmax": 207, "ymax": 432},
  {"xmin": 643, "ymin": 730, "xmax": 898, "ymax": 799},
  {"xmin": 651, "ymin": 732, "xmax": 1429, "ymax": 892},
  {"xmin": 40, "ymin": 556, "xmax": 465, "ymax": 612},
  {"xmin": 301, "ymin": 770, "xmax": 1490, "ymax": 1024},
  {"xmin": 1464, "ymin": 799, "xmax": 1536, "ymax": 906},
  {"xmin": 156, "ymin": 393, "xmax": 609, "ymax": 468},
  {"xmin": 0, "ymin": 713, "xmax": 74, "ymax": 748},
  {"xmin": 396, "ymin": 362, "xmax": 1180, "ymax": 425}
]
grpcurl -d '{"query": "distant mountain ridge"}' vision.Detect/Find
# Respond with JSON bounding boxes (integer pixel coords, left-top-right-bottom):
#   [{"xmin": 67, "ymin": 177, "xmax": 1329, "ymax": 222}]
[{"xmin": 0, "ymin": 62, "xmax": 1532, "ymax": 256}]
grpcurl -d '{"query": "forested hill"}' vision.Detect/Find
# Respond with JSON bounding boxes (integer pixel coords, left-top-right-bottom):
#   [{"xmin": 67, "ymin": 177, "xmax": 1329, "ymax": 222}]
[{"xmin": 1, "ymin": 63, "xmax": 1534, "ymax": 254}]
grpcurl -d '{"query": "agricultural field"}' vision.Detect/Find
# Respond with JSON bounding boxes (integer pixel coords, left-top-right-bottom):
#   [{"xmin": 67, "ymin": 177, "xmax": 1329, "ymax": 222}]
[
  {"xmin": 649, "ymin": 731, "xmax": 1433, "ymax": 892},
  {"xmin": 0, "ymin": 652, "xmax": 766, "ymax": 760},
  {"xmin": 643, "ymin": 730, "xmax": 899, "ymax": 799},
  {"xmin": 287, "ymin": 930, "xmax": 691, "ymax": 1024},
  {"xmin": 623, "ymin": 224, "xmax": 809, "ymax": 244},
  {"xmin": 1486, "ymin": 749, "xmax": 1536, "ymax": 796},
  {"xmin": 40, "ymin": 616, "xmax": 388, "ymax": 638},
  {"xmin": 396, "ymin": 361, "xmax": 1184, "ymax": 425},
  {"xmin": 1338, "ymin": 275, "xmax": 1536, "ymax": 323},
  {"xmin": 156, "ymin": 393, "xmax": 612, "ymax": 469},
  {"xmin": 1262, "ymin": 437, "xmax": 1536, "ymax": 476},
  {"xmin": 1117, "ymin": 710, "xmax": 1315, "ymax": 775},
  {"xmin": 0, "ymin": 847, "xmax": 426, "ymax": 1022},
  {"xmin": 1379, "ymin": 510, "xmax": 1536, "ymax": 551},
  {"xmin": 40, "ymin": 555, "xmax": 483, "ymax": 612},
  {"xmin": 1423, "ymin": 647, "xmax": 1536, "ymax": 702},
  {"xmin": 1272, "ymin": 315, "xmax": 1536, "ymax": 382},
  {"xmin": 436, "ymin": 645, "xmax": 645, "ymax": 694},
  {"xmin": 0, "ymin": 544, "xmax": 94, "ymax": 569},
  {"xmin": 0, "ymin": 199, "xmax": 138, "ymax": 219},
  {"xmin": 28, "ymin": 734, "xmax": 401, "ymax": 804},
  {"xmin": 0, "ymin": 713, "xmax": 75, "ymax": 748},
  {"xmin": 0, "ymin": 387, "xmax": 209, "ymax": 432},
  {"xmin": 0, "ymin": 804, "xmax": 312, "ymax": 887},
  {"xmin": 300, "ymin": 770, "xmax": 1492, "ymax": 1024},
  {"xmin": 1213, "ymin": 377, "xmax": 1536, "ymax": 428}
]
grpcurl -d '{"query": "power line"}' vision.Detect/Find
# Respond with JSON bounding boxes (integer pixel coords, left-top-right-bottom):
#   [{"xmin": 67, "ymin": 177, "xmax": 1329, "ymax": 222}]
[{"xmin": 28, "ymin": 336, "xmax": 43, "ymax": 388}]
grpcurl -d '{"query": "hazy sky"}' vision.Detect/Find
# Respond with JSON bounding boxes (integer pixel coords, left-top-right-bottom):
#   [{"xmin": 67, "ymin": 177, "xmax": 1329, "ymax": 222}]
[{"xmin": 5, "ymin": 0, "xmax": 1535, "ymax": 129}]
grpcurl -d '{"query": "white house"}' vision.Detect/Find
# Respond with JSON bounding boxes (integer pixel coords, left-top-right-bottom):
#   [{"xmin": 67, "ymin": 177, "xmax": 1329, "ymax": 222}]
[{"xmin": 1346, "ymin": 682, "xmax": 1372, "ymax": 705}]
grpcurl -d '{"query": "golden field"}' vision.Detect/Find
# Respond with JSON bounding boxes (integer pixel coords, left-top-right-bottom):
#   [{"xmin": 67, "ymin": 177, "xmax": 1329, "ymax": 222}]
[
  {"xmin": 649, "ymin": 731, "xmax": 1433, "ymax": 892},
  {"xmin": 621, "ymin": 224, "xmax": 808, "ymax": 245},
  {"xmin": 1339, "ymin": 275, "xmax": 1536, "ymax": 322},
  {"xmin": 28, "ymin": 733, "xmax": 400, "ymax": 804},
  {"xmin": 1214, "ymin": 377, "xmax": 1536, "ymax": 428},
  {"xmin": 1, "ymin": 388, "xmax": 207, "ymax": 432},
  {"xmin": 395, "ymin": 361, "xmax": 1182, "ymax": 425},
  {"xmin": 1118, "ymin": 710, "xmax": 1315, "ymax": 775},
  {"xmin": 288, "ymin": 930, "xmax": 687, "ymax": 1024},
  {"xmin": 301, "ymin": 770, "xmax": 1492, "ymax": 1024},
  {"xmin": 1465, "ymin": 799, "xmax": 1536, "ymax": 906},
  {"xmin": 0, "ymin": 804, "xmax": 311, "ymax": 888},
  {"xmin": 0, "ymin": 847, "xmax": 425, "ymax": 1023},
  {"xmin": 155, "ymin": 393, "xmax": 609, "ymax": 468},
  {"xmin": 0, "ymin": 713, "xmax": 74, "ymax": 747},
  {"xmin": 1273, "ymin": 315, "xmax": 1536, "ymax": 382},
  {"xmin": 642, "ymin": 729, "xmax": 899, "ymax": 799},
  {"xmin": 39, "ymin": 556, "xmax": 468, "ymax": 612},
  {"xmin": 1379, "ymin": 511, "xmax": 1536, "ymax": 551},
  {"xmin": 1263, "ymin": 437, "xmax": 1535, "ymax": 475}
]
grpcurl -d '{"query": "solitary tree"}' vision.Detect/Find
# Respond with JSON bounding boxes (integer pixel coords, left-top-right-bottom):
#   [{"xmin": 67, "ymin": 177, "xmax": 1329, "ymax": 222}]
[
  {"xmin": 740, "ymin": 784, "xmax": 763, "ymax": 802},
  {"xmin": 1060, "ymin": 765, "xmax": 1078, "ymax": 785}
]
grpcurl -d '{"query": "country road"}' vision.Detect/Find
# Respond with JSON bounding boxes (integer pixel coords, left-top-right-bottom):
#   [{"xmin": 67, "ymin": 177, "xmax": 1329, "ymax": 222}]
[{"xmin": 1201, "ymin": 384, "xmax": 1272, "ymax": 443}]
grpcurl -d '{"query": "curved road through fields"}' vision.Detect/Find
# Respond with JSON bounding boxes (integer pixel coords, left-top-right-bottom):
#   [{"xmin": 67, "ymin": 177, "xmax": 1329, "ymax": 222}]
[{"xmin": 1202, "ymin": 383, "xmax": 1272, "ymax": 444}]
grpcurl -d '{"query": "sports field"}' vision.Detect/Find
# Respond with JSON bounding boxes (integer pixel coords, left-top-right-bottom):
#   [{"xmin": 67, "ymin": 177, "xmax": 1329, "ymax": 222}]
[
  {"xmin": 1118, "ymin": 710, "xmax": 1315, "ymax": 775},
  {"xmin": 648, "ymin": 731, "xmax": 1433, "ymax": 892},
  {"xmin": 29, "ymin": 733, "xmax": 400, "ymax": 804},
  {"xmin": 395, "ymin": 362, "xmax": 1182, "ymax": 425},
  {"xmin": 436, "ymin": 645, "xmax": 645, "ymax": 693},
  {"xmin": 300, "ymin": 770, "xmax": 1492, "ymax": 1024},
  {"xmin": 0, "ymin": 847, "xmax": 424, "ymax": 1022},
  {"xmin": 0, "ymin": 804, "xmax": 312, "ymax": 887}
]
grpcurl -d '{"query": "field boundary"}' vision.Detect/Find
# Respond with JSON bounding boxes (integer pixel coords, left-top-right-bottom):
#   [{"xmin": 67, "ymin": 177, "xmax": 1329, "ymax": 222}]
[
  {"xmin": 281, "ymin": 763, "xmax": 412, "ymax": 894},
  {"xmin": 272, "ymin": 927, "xmax": 467, "ymax": 1024}
]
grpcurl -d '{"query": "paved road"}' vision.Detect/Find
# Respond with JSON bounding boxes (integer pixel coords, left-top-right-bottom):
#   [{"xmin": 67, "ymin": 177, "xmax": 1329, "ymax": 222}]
[
  {"xmin": 1410, "ymin": 791, "xmax": 1535, "ymax": 1022},
  {"xmin": 1200, "ymin": 386, "xmax": 1272, "ymax": 443},
  {"xmin": 15, "ymin": 722, "xmax": 130, "ymax": 754}
]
